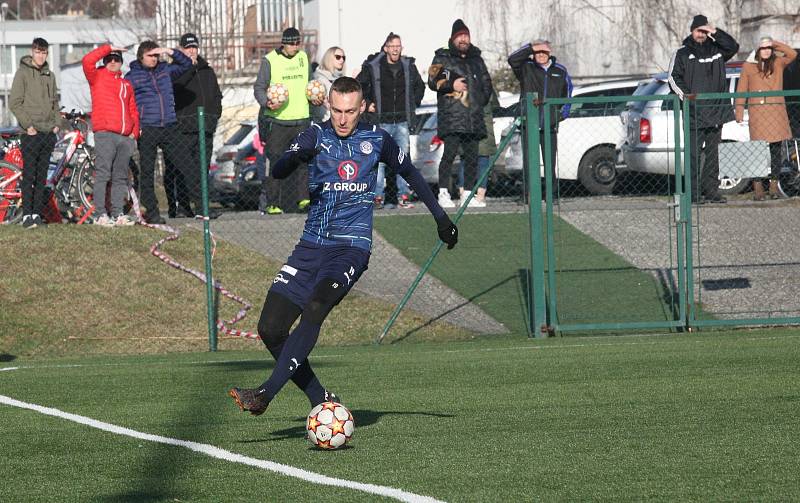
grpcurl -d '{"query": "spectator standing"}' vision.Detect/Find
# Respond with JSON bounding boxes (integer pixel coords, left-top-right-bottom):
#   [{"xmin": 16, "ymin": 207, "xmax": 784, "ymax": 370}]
[
  {"xmin": 735, "ymin": 37, "xmax": 797, "ymax": 200},
  {"xmin": 126, "ymin": 40, "xmax": 193, "ymax": 224},
  {"xmin": 507, "ymin": 39, "xmax": 572, "ymax": 201},
  {"xmin": 82, "ymin": 45, "xmax": 140, "ymax": 227},
  {"xmin": 428, "ymin": 19, "xmax": 494, "ymax": 209},
  {"xmin": 668, "ymin": 15, "xmax": 739, "ymax": 204},
  {"xmin": 253, "ymin": 27, "xmax": 323, "ymax": 215},
  {"xmin": 171, "ymin": 33, "xmax": 223, "ymax": 219},
  {"xmin": 357, "ymin": 33, "xmax": 425, "ymax": 209},
  {"xmin": 458, "ymin": 92, "xmax": 498, "ymax": 205},
  {"xmin": 9, "ymin": 38, "xmax": 62, "ymax": 229},
  {"xmin": 311, "ymin": 46, "xmax": 346, "ymax": 123}
]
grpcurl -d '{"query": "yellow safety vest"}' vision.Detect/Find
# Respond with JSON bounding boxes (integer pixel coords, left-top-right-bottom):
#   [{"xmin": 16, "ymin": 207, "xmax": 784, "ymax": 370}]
[{"xmin": 264, "ymin": 49, "xmax": 310, "ymax": 120}]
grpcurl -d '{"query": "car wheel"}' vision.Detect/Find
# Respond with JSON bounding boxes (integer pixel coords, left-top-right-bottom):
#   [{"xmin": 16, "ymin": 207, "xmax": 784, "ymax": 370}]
[
  {"xmin": 717, "ymin": 176, "xmax": 749, "ymax": 195},
  {"xmin": 578, "ymin": 146, "xmax": 617, "ymax": 195}
]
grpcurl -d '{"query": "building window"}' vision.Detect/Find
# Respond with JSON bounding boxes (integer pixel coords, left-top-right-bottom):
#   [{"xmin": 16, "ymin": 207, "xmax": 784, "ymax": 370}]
[{"xmin": 60, "ymin": 43, "xmax": 96, "ymax": 65}]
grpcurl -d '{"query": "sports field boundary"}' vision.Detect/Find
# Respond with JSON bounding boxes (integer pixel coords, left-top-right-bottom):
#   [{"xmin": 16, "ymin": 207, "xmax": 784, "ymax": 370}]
[{"xmin": 0, "ymin": 393, "xmax": 445, "ymax": 503}]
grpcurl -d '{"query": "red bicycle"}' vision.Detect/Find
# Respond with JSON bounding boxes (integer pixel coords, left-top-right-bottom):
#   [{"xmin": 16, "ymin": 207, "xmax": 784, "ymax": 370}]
[{"xmin": 0, "ymin": 111, "xmax": 97, "ymax": 224}]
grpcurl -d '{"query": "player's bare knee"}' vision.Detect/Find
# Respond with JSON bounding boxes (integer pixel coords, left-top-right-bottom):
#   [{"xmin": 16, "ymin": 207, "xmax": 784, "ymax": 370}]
[{"xmin": 304, "ymin": 278, "xmax": 346, "ymax": 325}]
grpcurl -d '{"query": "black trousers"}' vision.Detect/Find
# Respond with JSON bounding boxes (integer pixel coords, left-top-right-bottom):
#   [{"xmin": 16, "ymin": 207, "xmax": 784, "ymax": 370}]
[
  {"xmin": 163, "ymin": 128, "xmax": 215, "ymax": 213},
  {"xmin": 20, "ymin": 132, "xmax": 56, "ymax": 216},
  {"xmin": 689, "ymin": 126, "xmax": 722, "ymax": 200},
  {"xmin": 259, "ymin": 116, "xmax": 309, "ymax": 211},
  {"xmin": 138, "ymin": 125, "xmax": 185, "ymax": 217},
  {"xmin": 438, "ymin": 133, "xmax": 480, "ymax": 198}
]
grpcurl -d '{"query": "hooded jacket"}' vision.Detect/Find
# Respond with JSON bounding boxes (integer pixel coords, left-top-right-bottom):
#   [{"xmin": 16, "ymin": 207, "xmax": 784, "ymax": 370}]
[
  {"xmin": 311, "ymin": 67, "xmax": 343, "ymax": 123},
  {"xmin": 172, "ymin": 55, "xmax": 223, "ymax": 131},
  {"xmin": 357, "ymin": 51, "xmax": 425, "ymax": 126},
  {"xmin": 82, "ymin": 45, "xmax": 140, "ymax": 138},
  {"xmin": 9, "ymin": 55, "xmax": 62, "ymax": 131},
  {"xmin": 427, "ymin": 41, "xmax": 494, "ymax": 138},
  {"xmin": 125, "ymin": 49, "xmax": 193, "ymax": 128},
  {"xmin": 668, "ymin": 29, "xmax": 739, "ymax": 128}
]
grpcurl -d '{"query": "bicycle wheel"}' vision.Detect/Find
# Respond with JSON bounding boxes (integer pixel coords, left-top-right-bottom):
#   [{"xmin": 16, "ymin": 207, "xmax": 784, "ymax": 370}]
[
  {"xmin": 0, "ymin": 160, "xmax": 23, "ymax": 224},
  {"xmin": 75, "ymin": 156, "xmax": 95, "ymax": 212}
]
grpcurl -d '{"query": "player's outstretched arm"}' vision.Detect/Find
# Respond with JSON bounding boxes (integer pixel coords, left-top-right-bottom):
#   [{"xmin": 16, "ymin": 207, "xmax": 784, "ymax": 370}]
[
  {"xmin": 271, "ymin": 127, "xmax": 319, "ymax": 179},
  {"xmin": 380, "ymin": 131, "xmax": 458, "ymax": 249}
]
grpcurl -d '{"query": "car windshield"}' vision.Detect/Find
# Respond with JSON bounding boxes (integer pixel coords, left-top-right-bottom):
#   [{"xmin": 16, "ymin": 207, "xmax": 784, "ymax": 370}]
[
  {"xmin": 627, "ymin": 80, "xmax": 666, "ymax": 113},
  {"xmin": 224, "ymin": 124, "xmax": 255, "ymax": 146}
]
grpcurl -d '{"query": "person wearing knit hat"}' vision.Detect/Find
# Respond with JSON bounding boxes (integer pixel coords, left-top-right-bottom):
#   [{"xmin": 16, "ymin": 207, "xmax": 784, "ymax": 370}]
[
  {"xmin": 507, "ymin": 37, "xmax": 573, "ymax": 203},
  {"xmin": 427, "ymin": 19, "xmax": 494, "ymax": 208},
  {"xmin": 253, "ymin": 26, "xmax": 323, "ymax": 215},
  {"xmin": 668, "ymin": 15, "xmax": 739, "ymax": 204},
  {"xmin": 734, "ymin": 37, "xmax": 797, "ymax": 200}
]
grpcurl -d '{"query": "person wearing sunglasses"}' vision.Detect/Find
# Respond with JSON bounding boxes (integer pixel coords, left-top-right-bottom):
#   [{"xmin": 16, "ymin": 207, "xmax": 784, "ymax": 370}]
[
  {"xmin": 81, "ymin": 44, "xmax": 140, "ymax": 227},
  {"xmin": 357, "ymin": 32, "xmax": 426, "ymax": 209},
  {"xmin": 311, "ymin": 46, "xmax": 346, "ymax": 123},
  {"xmin": 254, "ymin": 27, "xmax": 324, "ymax": 216}
]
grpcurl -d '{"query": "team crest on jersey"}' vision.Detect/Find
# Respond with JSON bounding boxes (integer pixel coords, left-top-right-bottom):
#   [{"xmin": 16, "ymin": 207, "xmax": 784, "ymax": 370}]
[
  {"xmin": 398, "ymin": 149, "xmax": 405, "ymax": 163},
  {"xmin": 360, "ymin": 141, "xmax": 373, "ymax": 154},
  {"xmin": 337, "ymin": 160, "xmax": 359, "ymax": 180}
]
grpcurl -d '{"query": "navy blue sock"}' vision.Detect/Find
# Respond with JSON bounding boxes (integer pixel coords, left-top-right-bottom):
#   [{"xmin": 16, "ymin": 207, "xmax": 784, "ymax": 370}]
[{"xmin": 259, "ymin": 319, "xmax": 322, "ymax": 401}]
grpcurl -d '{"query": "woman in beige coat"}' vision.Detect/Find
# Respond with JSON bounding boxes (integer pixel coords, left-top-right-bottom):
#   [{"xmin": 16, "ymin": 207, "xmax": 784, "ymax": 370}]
[{"xmin": 735, "ymin": 37, "xmax": 798, "ymax": 199}]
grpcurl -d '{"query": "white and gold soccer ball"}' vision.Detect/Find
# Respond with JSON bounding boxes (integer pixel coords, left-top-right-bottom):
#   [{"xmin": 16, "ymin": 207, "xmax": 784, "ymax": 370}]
[
  {"xmin": 267, "ymin": 83, "xmax": 289, "ymax": 104},
  {"xmin": 306, "ymin": 80, "xmax": 326, "ymax": 101},
  {"xmin": 306, "ymin": 401, "xmax": 354, "ymax": 450}
]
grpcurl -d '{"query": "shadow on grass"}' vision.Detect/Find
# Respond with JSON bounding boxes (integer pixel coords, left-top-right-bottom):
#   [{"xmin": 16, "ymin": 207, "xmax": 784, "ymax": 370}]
[
  {"xmin": 237, "ymin": 409, "xmax": 455, "ymax": 443},
  {"xmin": 0, "ymin": 353, "xmax": 16, "ymax": 362},
  {"xmin": 389, "ymin": 275, "xmax": 520, "ymax": 344}
]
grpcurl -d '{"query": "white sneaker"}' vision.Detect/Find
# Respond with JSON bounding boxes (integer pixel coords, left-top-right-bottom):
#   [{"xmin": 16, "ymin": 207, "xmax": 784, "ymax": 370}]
[
  {"xmin": 469, "ymin": 197, "xmax": 486, "ymax": 208},
  {"xmin": 438, "ymin": 188, "xmax": 455, "ymax": 208},
  {"xmin": 94, "ymin": 214, "xmax": 115, "ymax": 228},
  {"xmin": 114, "ymin": 214, "xmax": 136, "ymax": 226}
]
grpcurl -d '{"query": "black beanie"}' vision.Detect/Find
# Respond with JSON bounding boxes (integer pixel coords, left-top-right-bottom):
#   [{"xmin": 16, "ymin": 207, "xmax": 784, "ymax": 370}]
[
  {"xmin": 690, "ymin": 15, "xmax": 709, "ymax": 31},
  {"xmin": 451, "ymin": 19, "xmax": 470, "ymax": 40},
  {"xmin": 282, "ymin": 27, "xmax": 301, "ymax": 45}
]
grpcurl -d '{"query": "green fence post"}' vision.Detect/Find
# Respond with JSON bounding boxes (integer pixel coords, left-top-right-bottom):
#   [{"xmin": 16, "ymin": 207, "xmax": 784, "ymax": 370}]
[
  {"xmin": 672, "ymin": 95, "xmax": 687, "ymax": 327},
  {"xmin": 525, "ymin": 93, "xmax": 548, "ymax": 338},
  {"xmin": 198, "ymin": 107, "xmax": 218, "ymax": 351},
  {"xmin": 681, "ymin": 97, "xmax": 696, "ymax": 327},
  {"xmin": 541, "ymin": 101, "xmax": 557, "ymax": 335}
]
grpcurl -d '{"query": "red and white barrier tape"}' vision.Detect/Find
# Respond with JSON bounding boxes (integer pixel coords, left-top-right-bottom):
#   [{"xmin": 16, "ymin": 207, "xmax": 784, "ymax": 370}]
[{"xmin": 130, "ymin": 189, "xmax": 260, "ymax": 340}]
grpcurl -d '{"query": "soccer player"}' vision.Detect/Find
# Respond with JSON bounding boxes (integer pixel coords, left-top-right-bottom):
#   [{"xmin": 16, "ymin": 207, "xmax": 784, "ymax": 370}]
[{"xmin": 229, "ymin": 77, "xmax": 458, "ymax": 416}]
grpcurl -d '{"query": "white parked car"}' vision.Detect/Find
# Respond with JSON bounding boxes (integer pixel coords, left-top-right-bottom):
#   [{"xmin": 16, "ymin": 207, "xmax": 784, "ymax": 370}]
[{"xmin": 618, "ymin": 65, "xmax": 761, "ymax": 195}]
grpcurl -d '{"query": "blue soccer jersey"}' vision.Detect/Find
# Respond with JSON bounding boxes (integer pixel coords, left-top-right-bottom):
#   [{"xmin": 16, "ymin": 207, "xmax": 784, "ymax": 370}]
[{"xmin": 272, "ymin": 121, "xmax": 445, "ymax": 251}]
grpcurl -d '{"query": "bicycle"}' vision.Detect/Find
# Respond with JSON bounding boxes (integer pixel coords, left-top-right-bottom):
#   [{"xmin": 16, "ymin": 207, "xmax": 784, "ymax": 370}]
[{"xmin": 0, "ymin": 111, "xmax": 97, "ymax": 224}]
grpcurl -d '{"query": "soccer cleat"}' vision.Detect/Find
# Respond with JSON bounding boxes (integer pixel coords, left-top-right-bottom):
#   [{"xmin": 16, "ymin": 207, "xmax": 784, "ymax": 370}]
[
  {"xmin": 265, "ymin": 205, "xmax": 283, "ymax": 215},
  {"xmin": 297, "ymin": 199, "xmax": 311, "ymax": 211},
  {"xmin": 438, "ymin": 188, "xmax": 455, "ymax": 208},
  {"xmin": 398, "ymin": 194, "xmax": 415, "ymax": 209},
  {"xmin": 229, "ymin": 387, "xmax": 271, "ymax": 416},
  {"xmin": 315, "ymin": 390, "xmax": 342, "ymax": 407},
  {"xmin": 31, "ymin": 214, "xmax": 47, "ymax": 228}
]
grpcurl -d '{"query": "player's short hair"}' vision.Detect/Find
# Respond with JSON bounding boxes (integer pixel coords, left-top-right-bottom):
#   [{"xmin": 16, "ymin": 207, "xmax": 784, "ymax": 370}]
[
  {"xmin": 32, "ymin": 38, "xmax": 49, "ymax": 51},
  {"xmin": 330, "ymin": 76, "xmax": 362, "ymax": 96},
  {"xmin": 137, "ymin": 40, "xmax": 159, "ymax": 61},
  {"xmin": 384, "ymin": 32, "xmax": 401, "ymax": 46}
]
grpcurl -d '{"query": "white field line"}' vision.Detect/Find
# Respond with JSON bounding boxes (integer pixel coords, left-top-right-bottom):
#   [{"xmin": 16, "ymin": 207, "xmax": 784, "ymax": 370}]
[{"xmin": 0, "ymin": 394, "xmax": 445, "ymax": 503}]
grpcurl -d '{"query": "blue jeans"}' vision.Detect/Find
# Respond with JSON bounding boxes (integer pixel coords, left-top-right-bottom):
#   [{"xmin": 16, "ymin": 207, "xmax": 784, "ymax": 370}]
[
  {"xmin": 458, "ymin": 155, "xmax": 491, "ymax": 190},
  {"xmin": 376, "ymin": 121, "xmax": 410, "ymax": 203}
]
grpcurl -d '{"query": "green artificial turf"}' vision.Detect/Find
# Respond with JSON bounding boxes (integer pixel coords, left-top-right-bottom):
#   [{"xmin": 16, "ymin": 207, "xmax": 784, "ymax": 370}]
[
  {"xmin": 2, "ymin": 331, "xmax": 799, "ymax": 501},
  {"xmin": 375, "ymin": 213, "xmax": 682, "ymax": 335}
]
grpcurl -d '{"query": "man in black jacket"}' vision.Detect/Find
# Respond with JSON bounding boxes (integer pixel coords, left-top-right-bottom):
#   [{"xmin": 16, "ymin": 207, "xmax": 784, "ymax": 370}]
[
  {"xmin": 428, "ymin": 19, "xmax": 494, "ymax": 208},
  {"xmin": 669, "ymin": 15, "xmax": 739, "ymax": 204},
  {"xmin": 357, "ymin": 32, "xmax": 426, "ymax": 209},
  {"xmin": 508, "ymin": 39, "xmax": 572, "ymax": 200},
  {"xmin": 170, "ymin": 33, "xmax": 223, "ymax": 218}
]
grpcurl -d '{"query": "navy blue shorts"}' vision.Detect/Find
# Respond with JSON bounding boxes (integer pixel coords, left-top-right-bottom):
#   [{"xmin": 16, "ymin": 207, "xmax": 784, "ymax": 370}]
[{"xmin": 269, "ymin": 240, "xmax": 371, "ymax": 309}]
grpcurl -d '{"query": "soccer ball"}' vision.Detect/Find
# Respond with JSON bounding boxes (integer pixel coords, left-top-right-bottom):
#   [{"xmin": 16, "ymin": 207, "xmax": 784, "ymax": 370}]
[
  {"xmin": 267, "ymin": 83, "xmax": 289, "ymax": 104},
  {"xmin": 306, "ymin": 80, "xmax": 326, "ymax": 101},
  {"xmin": 306, "ymin": 401, "xmax": 354, "ymax": 450}
]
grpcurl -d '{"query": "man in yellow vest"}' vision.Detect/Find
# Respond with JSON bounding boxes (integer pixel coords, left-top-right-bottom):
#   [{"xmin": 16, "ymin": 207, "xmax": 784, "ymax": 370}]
[{"xmin": 254, "ymin": 27, "xmax": 323, "ymax": 214}]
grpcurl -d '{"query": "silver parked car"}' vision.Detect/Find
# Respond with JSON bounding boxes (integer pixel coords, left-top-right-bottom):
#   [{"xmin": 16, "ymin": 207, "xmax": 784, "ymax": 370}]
[{"xmin": 618, "ymin": 65, "xmax": 759, "ymax": 195}]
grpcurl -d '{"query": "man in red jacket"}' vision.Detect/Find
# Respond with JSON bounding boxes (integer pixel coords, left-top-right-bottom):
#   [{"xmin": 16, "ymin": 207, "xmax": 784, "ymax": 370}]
[{"xmin": 82, "ymin": 44, "xmax": 140, "ymax": 227}]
